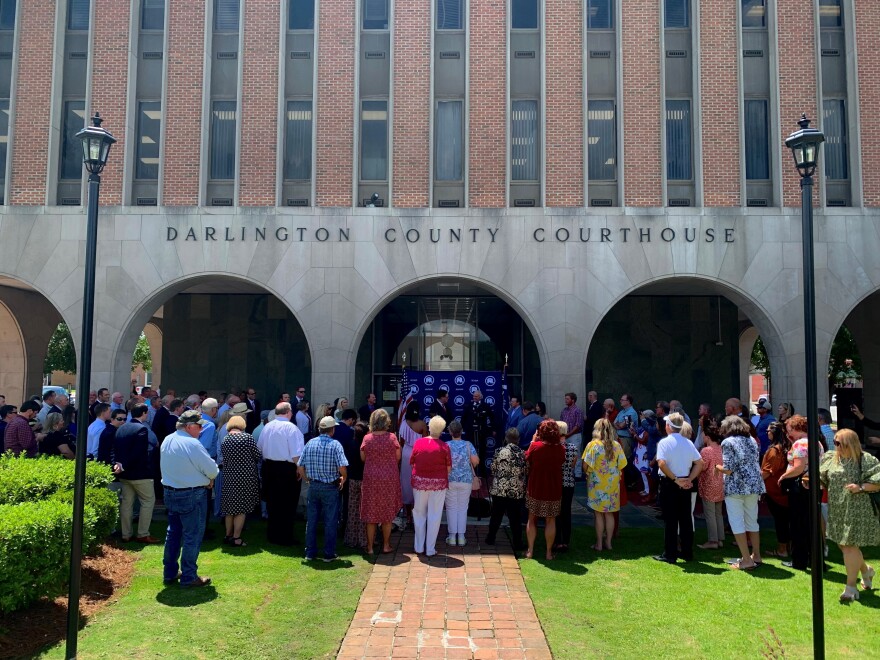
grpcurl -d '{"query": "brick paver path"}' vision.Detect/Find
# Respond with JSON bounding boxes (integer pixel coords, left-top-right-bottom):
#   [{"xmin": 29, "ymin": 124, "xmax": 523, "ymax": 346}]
[{"xmin": 337, "ymin": 526, "xmax": 552, "ymax": 659}]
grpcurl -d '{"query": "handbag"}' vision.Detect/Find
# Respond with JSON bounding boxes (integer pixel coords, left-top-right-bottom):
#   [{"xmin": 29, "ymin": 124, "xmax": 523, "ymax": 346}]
[{"xmin": 470, "ymin": 461, "xmax": 482, "ymax": 492}]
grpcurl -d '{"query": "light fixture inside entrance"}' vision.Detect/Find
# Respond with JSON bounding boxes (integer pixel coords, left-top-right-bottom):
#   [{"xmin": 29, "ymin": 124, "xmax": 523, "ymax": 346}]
[{"xmin": 439, "ymin": 321, "xmax": 455, "ymax": 360}]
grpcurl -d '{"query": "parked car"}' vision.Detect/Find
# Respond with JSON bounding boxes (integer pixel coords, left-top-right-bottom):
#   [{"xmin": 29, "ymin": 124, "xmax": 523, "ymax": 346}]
[{"xmin": 41, "ymin": 385, "xmax": 69, "ymax": 402}]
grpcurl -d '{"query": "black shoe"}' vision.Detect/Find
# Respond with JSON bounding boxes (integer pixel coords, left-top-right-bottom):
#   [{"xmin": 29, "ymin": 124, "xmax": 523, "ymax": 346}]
[
  {"xmin": 653, "ymin": 554, "xmax": 675, "ymax": 563},
  {"xmin": 181, "ymin": 576, "xmax": 212, "ymax": 588},
  {"xmin": 163, "ymin": 571, "xmax": 182, "ymax": 585}
]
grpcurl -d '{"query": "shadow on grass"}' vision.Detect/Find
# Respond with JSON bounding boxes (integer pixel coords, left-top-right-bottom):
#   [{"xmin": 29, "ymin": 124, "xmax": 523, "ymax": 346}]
[
  {"xmin": 155, "ymin": 584, "xmax": 218, "ymax": 607},
  {"xmin": 301, "ymin": 559, "xmax": 356, "ymax": 570}
]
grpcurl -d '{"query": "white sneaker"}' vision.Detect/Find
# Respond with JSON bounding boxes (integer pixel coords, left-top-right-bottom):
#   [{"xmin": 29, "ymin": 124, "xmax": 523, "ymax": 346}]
[
  {"xmin": 457, "ymin": 533, "xmax": 466, "ymax": 546},
  {"xmin": 446, "ymin": 535, "xmax": 456, "ymax": 546},
  {"xmin": 862, "ymin": 565, "xmax": 875, "ymax": 590}
]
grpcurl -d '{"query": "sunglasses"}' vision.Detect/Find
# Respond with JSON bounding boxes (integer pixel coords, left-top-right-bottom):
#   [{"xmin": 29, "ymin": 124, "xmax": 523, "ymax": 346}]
[
  {"xmin": 833, "ymin": 440, "xmax": 841, "ymax": 447},
  {"xmin": 114, "ymin": 417, "xmax": 126, "ymax": 422}
]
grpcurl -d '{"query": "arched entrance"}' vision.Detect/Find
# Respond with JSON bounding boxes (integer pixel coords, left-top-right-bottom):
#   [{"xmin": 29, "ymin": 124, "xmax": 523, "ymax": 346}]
[
  {"xmin": 0, "ymin": 277, "xmax": 66, "ymax": 405},
  {"xmin": 112, "ymin": 275, "xmax": 311, "ymax": 401},
  {"xmin": 824, "ymin": 290, "xmax": 877, "ymax": 440},
  {"xmin": 353, "ymin": 278, "xmax": 543, "ymax": 414},
  {"xmin": 585, "ymin": 277, "xmax": 787, "ymax": 416}
]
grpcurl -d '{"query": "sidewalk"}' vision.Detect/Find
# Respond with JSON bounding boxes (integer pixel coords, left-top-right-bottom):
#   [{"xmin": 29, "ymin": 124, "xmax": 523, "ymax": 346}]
[{"xmin": 337, "ymin": 525, "xmax": 551, "ymax": 660}]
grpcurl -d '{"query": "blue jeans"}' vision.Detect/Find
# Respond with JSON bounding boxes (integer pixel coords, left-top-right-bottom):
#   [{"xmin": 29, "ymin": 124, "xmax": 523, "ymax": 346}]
[
  {"xmin": 163, "ymin": 487, "xmax": 208, "ymax": 585},
  {"xmin": 305, "ymin": 481, "xmax": 340, "ymax": 559}
]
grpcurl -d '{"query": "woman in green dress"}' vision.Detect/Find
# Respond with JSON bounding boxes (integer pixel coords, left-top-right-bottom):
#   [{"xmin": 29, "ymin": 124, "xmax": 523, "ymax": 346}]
[{"xmin": 818, "ymin": 429, "xmax": 880, "ymax": 603}]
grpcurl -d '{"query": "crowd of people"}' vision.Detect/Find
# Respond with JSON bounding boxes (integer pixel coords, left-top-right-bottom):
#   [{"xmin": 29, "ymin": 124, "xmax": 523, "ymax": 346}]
[{"xmin": 2, "ymin": 383, "xmax": 879, "ymax": 602}]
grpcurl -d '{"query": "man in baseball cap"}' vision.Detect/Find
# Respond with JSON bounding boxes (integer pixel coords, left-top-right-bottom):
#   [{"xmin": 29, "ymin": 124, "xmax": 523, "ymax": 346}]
[
  {"xmin": 754, "ymin": 398, "xmax": 775, "ymax": 457},
  {"xmin": 160, "ymin": 409, "xmax": 218, "ymax": 588}
]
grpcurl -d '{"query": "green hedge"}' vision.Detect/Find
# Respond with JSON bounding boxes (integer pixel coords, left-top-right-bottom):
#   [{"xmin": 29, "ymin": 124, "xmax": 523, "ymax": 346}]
[
  {"xmin": 0, "ymin": 452, "xmax": 113, "ymax": 504},
  {"xmin": 0, "ymin": 455, "xmax": 119, "ymax": 614}
]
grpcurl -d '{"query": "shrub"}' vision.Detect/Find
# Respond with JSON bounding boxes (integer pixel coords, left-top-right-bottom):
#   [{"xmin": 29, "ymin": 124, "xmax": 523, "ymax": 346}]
[
  {"xmin": 0, "ymin": 499, "xmax": 74, "ymax": 613},
  {"xmin": 0, "ymin": 455, "xmax": 120, "ymax": 613},
  {"xmin": 0, "ymin": 453, "xmax": 113, "ymax": 504},
  {"xmin": 51, "ymin": 487, "xmax": 120, "ymax": 552}
]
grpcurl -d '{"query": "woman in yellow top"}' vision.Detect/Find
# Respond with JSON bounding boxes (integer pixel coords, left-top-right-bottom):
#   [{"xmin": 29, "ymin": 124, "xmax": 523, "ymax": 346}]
[{"xmin": 582, "ymin": 418, "xmax": 628, "ymax": 551}]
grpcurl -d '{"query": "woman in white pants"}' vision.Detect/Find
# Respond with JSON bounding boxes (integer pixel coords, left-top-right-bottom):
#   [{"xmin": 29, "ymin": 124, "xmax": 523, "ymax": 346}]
[
  {"xmin": 716, "ymin": 415, "xmax": 765, "ymax": 571},
  {"xmin": 445, "ymin": 420, "xmax": 480, "ymax": 546},
  {"xmin": 410, "ymin": 416, "xmax": 452, "ymax": 556}
]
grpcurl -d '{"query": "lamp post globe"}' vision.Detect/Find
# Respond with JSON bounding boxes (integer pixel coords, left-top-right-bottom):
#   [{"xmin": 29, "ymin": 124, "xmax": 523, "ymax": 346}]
[
  {"xmin": 75, "ymin": 112, "xmax": 116, "ymax": 176},
  {"xmin": 785, "ymin": 113, "xmax": 825, "ymax": 179}
]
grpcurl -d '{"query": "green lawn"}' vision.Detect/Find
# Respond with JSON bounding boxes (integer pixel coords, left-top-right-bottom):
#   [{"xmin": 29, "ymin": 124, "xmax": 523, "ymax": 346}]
[
  {"xmin": 520, "ymin": 528, "xmax": 880, "ymax": 659},
  {"xmin": 40, "ymin": 521, "xmax": 372, "ymax": 660}
]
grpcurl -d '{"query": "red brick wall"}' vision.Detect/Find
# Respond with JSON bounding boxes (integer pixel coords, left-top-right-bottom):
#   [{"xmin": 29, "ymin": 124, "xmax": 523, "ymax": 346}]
[
  {"xmin": 392, "ymin": 0, "xmax": 430, "ymax": 207},
  {"xmin": 545, "ymin": 0, "xmax": 583, "ymax": 206},
  {"xmin": 90, "ymin": 0, "xmax": 131, "ymax": 206},
  {"xmin": 699, "ymin": 0, "xmax": 740, "ymax": 206},
  {"xmin": 9, "ymin": 0, "xmax": 56, "ymax": 205},
  {"xmin": 162, "ymin": 2, "xmax": 205, "ymax": 205},
  {"xmin": 855, "ymin": 2, "xmax": 880, "ymax": 206},
  {"xmin": 468, "ymin": 0, "xmax": 506, "ymax": 207},
  {"xmin": 316, "ymin": 0, "xmax": 355, "ymax": 206},
  {"xmin": 621, "ymin": 0, "xmax": 662, "ymax": 206},
  {"xmin": 239, "ymin": 0, "xmax": 280, "ymax": 206},
  {"xmin": 777, "ymin": 0, "xmax": 818, "ymax": 207}
]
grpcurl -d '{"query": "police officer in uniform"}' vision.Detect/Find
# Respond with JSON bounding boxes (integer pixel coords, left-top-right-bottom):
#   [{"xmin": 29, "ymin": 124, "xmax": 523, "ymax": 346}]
[{"xmin": 460, "ymin": 388, "xmax": 495, "ymax": 476}]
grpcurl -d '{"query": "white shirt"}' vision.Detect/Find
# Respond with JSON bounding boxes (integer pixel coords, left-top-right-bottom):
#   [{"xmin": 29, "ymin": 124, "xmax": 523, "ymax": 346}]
[
  {"xmin": 257, "ymin": 418, "xmax": 304, "ymax": 463},
  {"xmin": 655, "ymin": 433, "xmax": 701, "ymax": 477}
]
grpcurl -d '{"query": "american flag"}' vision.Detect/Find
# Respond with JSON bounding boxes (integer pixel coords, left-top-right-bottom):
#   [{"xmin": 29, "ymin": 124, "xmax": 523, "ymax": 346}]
[{"xmin": 397, "ymin": 368, "xmax": 414, "ymax": 430}]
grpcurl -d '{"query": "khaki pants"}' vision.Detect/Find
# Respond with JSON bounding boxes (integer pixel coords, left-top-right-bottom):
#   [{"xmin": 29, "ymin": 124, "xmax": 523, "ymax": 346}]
[{"xmin": 120, "ymin": 478, "xmax": 156, "ymax": 539}]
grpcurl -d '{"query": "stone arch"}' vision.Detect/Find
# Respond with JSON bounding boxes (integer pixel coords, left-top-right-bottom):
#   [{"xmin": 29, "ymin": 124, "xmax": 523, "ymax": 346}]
[
  {"xmin": 0, "ymin": 276, "xmax": 68, "ymax": 405},
  {"xmin": 821, "ymin": 287, "xmax": 880, "ymax": 415},
  {"xmin": 346, "ymin": 274, "xmax": 551, "ymax": 389},
  {"xmin": 584, "ymin": 274, "xmax": 790, "ymax": 410},
  {"xmin": 109, "ymin": 272, "xmax": 314, "ymax": 396}
]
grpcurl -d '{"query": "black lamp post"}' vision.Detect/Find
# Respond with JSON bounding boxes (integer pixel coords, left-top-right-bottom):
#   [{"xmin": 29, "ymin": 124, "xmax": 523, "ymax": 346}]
[
  {"xmin": 785, "ymin": 112, "xmax": 825, "ymax": 660},
  {"xmin": 66, "ymin": 112, "xmax": 116, "ymax": 660}
]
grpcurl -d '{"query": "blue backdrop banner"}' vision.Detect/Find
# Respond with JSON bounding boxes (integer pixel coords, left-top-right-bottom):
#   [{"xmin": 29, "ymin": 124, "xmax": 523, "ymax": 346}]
[{"xmin": 405, "ymin": 370, "xmax": 504, "ymax": 466}]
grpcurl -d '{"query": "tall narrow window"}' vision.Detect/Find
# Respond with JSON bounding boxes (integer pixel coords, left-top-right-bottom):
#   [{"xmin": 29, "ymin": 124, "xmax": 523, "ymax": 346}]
[
  {"xmin": 210, "ymin": 101, "xmax": 237, "ymax": 180},
  {"xmin": 135, "ymin": 101, "xmax": 161, "ymax": 180},
  {"xmin": 511, "ymin": 100, "xmax": 538, "ymax": 181},
  {"xmin": 284, "ymin": 100, "xmax": 313, "ymax": 180},
  {"xmin": 819, "ymin": 0, "xmax": 842, "ymax": 28},
  {"xmin": 437, "ymin": 0, "xmax": 462, "ymax": 30},
  {"xmin": 0, "ymin": 100, "xmax": 8, "ymax": 184},
  {"xmin": 363, "ymin": 0, "xmax": 389, "ymax": 29},
  {"xmin": 664, "ymin": 0, "xmax": 689, "ymax": 28},
  {"xmin": 587, "ymin": 0, "xmax": 612, "ymax": 30},
  {"xmin": 141, "ymin": 0, "xmax": 164, "ymax": 30},
  {"xmin": 744, "ymin": 100, "xmax": 770, "ymax": 180},
  {"xmin": 823, "ymin": 99, "xmax": 848, "ymax": 180},
  {"xmin": 0, "ymin": 0, "xmax": 15, "ymax": 30},
  {"xmin": 587, "ymin": 100, "xmax": 616, "ymax": 180},
  {"xmin": 68, "ymin": 0, "xmax": 90, "ymax": 31},
  {"xmin": 512, "ymin": 0, "xmax": 538, "ymax": 29},
  {"xmin": 741, "ymin": 0, "xmax": 766, "ymax": 28},
  {"xmin": 289, "ymin": 0, "xmax": 315, "ymax": 30},
  {"xmin": 214, "ymin": 0, "xmax": 240, "ymax": 31},
  {"xmin": 666, "ymin": 100, "xmax": 692, "ymax": 180},
  {"xmin": 60, "ymin": 101, "xmax": 86, "ymax": 180},
  {"xmin": 435, "ymin": 101, "xmax": 463, "ymax": 181},
  {"xmin": 361, "ymin": 100, "xmax": 388, "ymax": 181}
]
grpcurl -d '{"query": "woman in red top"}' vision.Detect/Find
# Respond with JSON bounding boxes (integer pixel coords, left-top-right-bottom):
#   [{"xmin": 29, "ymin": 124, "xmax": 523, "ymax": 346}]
[
  {"xmin": 524, "ymin": 420, "xmax": 566, "ymax": 560},
  {"xmin": 360, "ymin": 409, "xmax": 403, "ymax": 555},
  {"xmin": 410, "ymin": 416, "xmax": 452, "ymax": 556},
  {"xmin": 761, "ymin": 421, "xmax": 791, "ymax": 558}
]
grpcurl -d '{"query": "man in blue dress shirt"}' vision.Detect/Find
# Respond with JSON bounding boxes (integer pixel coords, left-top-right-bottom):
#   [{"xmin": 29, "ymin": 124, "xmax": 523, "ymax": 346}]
[{"xmin": 160, "ymin": 410, "xmax": 219, "ymax": 588}]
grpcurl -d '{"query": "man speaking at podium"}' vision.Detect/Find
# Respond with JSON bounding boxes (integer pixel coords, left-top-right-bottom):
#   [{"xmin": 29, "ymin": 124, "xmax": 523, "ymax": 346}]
[{"xmin": 461, "ymin": 388, "xmax": 495, "ymax": 476}]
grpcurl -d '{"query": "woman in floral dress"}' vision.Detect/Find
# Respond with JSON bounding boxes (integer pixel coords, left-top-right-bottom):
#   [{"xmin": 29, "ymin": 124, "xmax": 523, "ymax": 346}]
[
  {"xmin": 582, "ymin": 418, "xmax": 627, "ymax": 551},
  {"xmin": 360, "ymin": 409, "xmax": 402, "ymax": 555},
  {"xmin": 819, "ymin": 428, "xmax": 880, "ymax": 602}
]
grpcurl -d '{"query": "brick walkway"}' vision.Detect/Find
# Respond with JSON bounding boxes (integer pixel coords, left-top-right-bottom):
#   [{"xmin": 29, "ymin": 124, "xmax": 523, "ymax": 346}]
[{"xmin": 337, "ymin": 526, "xmax": 552, "ymax": 660}]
